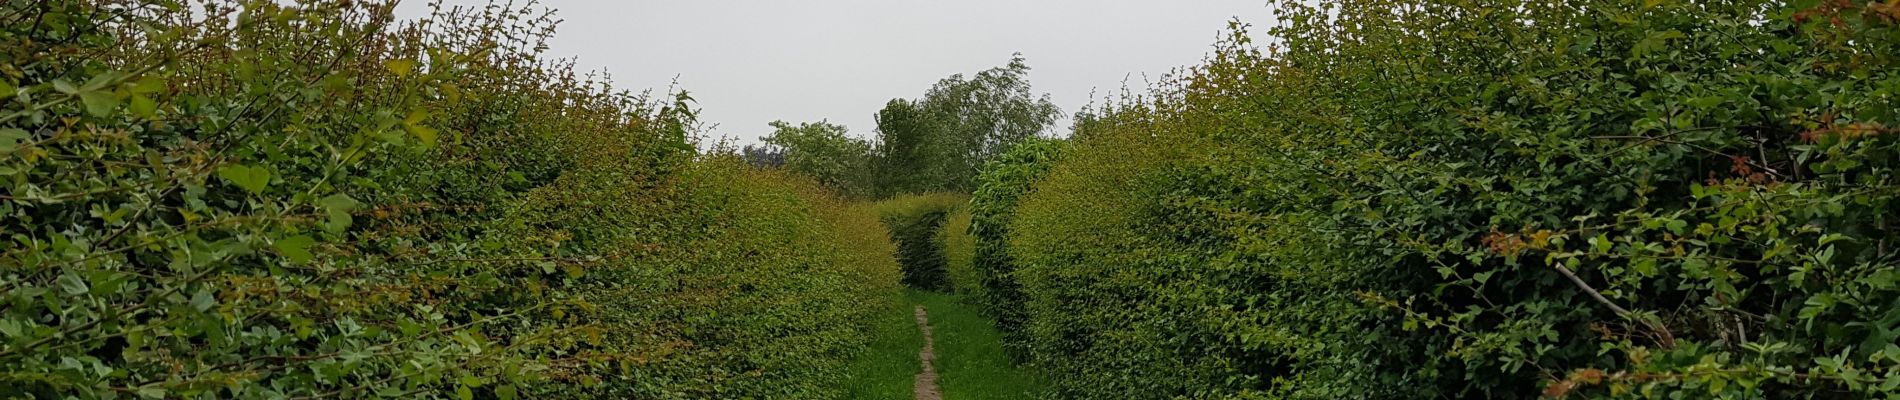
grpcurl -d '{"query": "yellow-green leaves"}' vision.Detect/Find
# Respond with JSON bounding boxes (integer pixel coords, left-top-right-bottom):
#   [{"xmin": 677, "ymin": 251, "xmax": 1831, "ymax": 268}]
[
  {"xmin": 403, "ymin": 109, "xmax": 438, "ymax": 145},
  {"xmin": 128, "ymin": 76, "xmax": 166, "ymax": 119},
  {"xmin": 217, "ymin": 164, "xmax": 272, "ymax": 194},
  {"xmin": 385, "ymin": 59, "xmax": 417, "ymax": 77}
]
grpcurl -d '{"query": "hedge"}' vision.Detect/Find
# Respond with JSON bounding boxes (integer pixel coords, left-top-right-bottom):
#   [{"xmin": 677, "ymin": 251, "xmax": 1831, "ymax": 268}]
[
  {"xmin": 937, "ymin": 207, "xmax": 978, "ymax": 294},
  {"xmin": 874, "ymin": 193, "xmax": 967, "ymax": 291},
  {"xmin": 1005, "ymin": 1, "xmax": 1900, "ymax": 399},
  {"xmin": 0, "ymin": 1, "xmax": 900, "ymax": 399},
  {"xmin": 963, "ymin": 138, "xmax": 1067, "ymax": 357}
]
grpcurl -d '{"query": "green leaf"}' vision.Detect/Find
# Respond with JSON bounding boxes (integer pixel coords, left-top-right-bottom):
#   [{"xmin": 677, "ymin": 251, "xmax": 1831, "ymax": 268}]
[
  {"xmin": 318, "ymin": 194, "xmax": 361, "ymax": 233},
  {"xmin": 385, "ymin": 59, "xmax": 417, "ymax": 77},
  {"xmin": 130, "ymin": 76, "xmax": 166, "ymax": 94},
  {"xmin": 0, "ymin": 80, "xmax": 14, "ymax": 101},
  {"xmin": 51, "ymin": 79, "xmax": 78, "ymax": 94},
  {"xmin": 496, "ymin": 384, "xmax": 518, "ymax": 400},
  {"xmin": 459, "ymin": 375, "xmax": 482, "ymax": 388},
  {"xmin": 564, "ymin": 264, "xmax": 584, "ymax": 279},
  {"xmin": 79, "ymin": 90, "xmax": 120, "ymax": 117},
  {"xmin": 190, "ymin": 287, "xmax": 216, "ymax": 311},
  {"xmin": 275, "ymin": 235, "xmax": 316, "ymax": 264},
  {"xmin": 129, "ymin": 94, "xmax": 157, "ymax": 118},
  {"xmin": 135, "ymin": 387, "xmax": 166, "ymax": 399},
  {"xmin": 217, "ymin": 165, "xmax": 271, "ymax": 194},
  {"xmin": 58, "ymin": 274, "xmax": 89, "ymax": 295},
  {"xmin": 0, "ymin": 128, "xmax": 28, "ymax": 154},
  {"xmin": 406, "ymin": 123, "xmax": 438, "ymax": 145},
  {"xmin": 456, "ymin": 385, "xmax": 473, "ymax": 400},
  {"xmin": 1665, "ymin": 219, "xmax": 1688, "ymax": 235}
]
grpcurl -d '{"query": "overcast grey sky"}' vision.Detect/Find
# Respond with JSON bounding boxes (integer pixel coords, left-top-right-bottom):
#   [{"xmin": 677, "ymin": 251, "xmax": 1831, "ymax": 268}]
[{"xmin": 396, "ymin": 1, "xmax": 1275, "ymax": 145}]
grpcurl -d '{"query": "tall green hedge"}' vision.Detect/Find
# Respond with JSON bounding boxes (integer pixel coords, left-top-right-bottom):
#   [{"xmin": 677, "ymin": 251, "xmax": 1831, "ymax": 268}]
[
  {"xmin": 1006, "ymin": 0, "xmax": 1900, "ymax": 398},
  {"xmin": 964, "ymin": 138, "xmax": 1067, "ymax": 357},
  {"xmin": 875, "ymin": 193, "xmax": 967, "ymax": 291},
  {"xmin": 937, "ymin": 207, "xmax": 978, "ymax": 294},
  {"xmin": 0, "ymin": 1, "xmax": 901, "ymax": 399}
]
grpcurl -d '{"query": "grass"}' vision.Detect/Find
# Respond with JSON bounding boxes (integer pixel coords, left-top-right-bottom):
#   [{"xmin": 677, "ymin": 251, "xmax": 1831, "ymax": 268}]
[
  {"xmin": 914, "ymin": 290, "xmax": 1046, "ymax": 399},
  {"xmin": 843, "ymin": 290, "xmax": 1044, "ymax": 399},
  {"xmin": 843, "ymin": 292, "xmax": 925, "ymax": 400}
]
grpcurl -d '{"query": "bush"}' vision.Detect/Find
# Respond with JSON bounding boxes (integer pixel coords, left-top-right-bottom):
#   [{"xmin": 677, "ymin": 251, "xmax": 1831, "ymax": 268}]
[
  {"xmin": 1005, "ymin": 1, "xmax": 1900, "ymax": 398},
  {"xmin": 874, "ymin": 193, "xmax": 967, "ymax": 291},
  {"xmin": 0, "ymin": 1, "xmax": 900, "ymax": 399},
  {"xmin": 965, "ymin": 138, "xmax": 1067, "ymax": 356},
  {"xmin": 938, "ymin": 207, "xmax": 977, "ymax": 294}
]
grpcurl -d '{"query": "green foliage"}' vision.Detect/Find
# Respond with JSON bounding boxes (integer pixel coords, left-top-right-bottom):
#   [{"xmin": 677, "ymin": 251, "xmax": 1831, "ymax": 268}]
[
  {"xmin": 873, "ymin": 55, "xmax": 1061, "ymax": 196},
  {"xmin": 0, "ymin": 1, "xmax": 901, "ymax": 399},
  {"xmin": 1001, "ymin": 0, "xmax": 1900, "ymax": 398},
  {"xmin": 965, "ymin": 137, "xmax": 1067, "ymax": 357},
  {"xmin": 759, "ymin": 120, "xmax": 876, "ymax": 198},
  {"xmin": 875, "ymin": 193, "xmax": 968, "ymax": 291},
  {"xmin": 938, "ymin": 207, "xmax": 977, "ymax": 294}
]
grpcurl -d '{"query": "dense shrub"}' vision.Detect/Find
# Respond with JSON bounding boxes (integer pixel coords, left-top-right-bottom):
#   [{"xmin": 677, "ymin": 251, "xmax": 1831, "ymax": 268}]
[
  {"xmin": 874, "ymin": 193, "xmax": 967, "ymax": 291},
  {"xmin": 1006, "ymin": 1, "xmax": 1900, "ymax": 399},
  {"xmin": 938, "ymin": 207, "xmax": 977, "ymax": 294},
  {"xmin": 965, "ymin": 138, "xmax": 1067, "ymax": 356},
  {"xmin": 0, "ymin": 1, "xmax": 900, "ymax": 399}
]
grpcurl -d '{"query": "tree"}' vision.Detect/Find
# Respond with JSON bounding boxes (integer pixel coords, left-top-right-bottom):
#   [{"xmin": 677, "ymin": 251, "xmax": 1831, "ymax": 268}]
[
  {"xmin": 873, "ymin": 54, "xmax": 1061, "ymax": 196},
  {"xmin": 760, "ymin": 120, "xmax": 875, "ymax": 197}
]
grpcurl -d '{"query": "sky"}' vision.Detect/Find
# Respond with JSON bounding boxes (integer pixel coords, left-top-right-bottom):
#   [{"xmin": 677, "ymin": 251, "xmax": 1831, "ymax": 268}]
[{"xmin": 394, "ymin": 1, "xmax": 1277, "ymax": 146}]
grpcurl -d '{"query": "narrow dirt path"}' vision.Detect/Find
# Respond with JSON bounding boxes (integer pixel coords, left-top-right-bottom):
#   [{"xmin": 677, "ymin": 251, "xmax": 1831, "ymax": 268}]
[{"xmin": 913, "ymin": 305, "xmax": 942, "ymax": 400}]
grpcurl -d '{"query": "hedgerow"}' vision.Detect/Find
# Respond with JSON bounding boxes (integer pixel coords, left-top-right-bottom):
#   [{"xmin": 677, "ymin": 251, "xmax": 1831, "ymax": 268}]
[
  {"xmin": 937, "ymin": 206, "xmax": 976, "ymax": 294},
  {"xmin": 1006, "ymin": 0, "xmax": 1900, "ymax": 398},
  {"xmin": 0, "ymin": 1, "xmax": 899, "ymax": 399},
  {"xmin": 963, "ymin": 138, "xmax": 1066, "ymax": 357},
  {"xmin": 874, "ymin": 193, "xmax": 967, "ymax": 291}
]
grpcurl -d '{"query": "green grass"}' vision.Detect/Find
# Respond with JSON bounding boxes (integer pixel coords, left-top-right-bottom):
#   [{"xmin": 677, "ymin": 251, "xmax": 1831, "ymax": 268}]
[
  {"xmin": 913, "ymin": 290, "xmax": 1046, "ymax": 400},
  {"xmin": 843, "ymin": 292, "xmax": 925, "ymax": 400},
  {"xmin": 844, "ymin": 290, "xmax": 1043, "ymax": 399}
]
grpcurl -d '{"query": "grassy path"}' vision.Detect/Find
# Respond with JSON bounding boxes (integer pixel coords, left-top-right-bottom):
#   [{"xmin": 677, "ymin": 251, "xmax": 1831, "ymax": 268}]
[{"xmin": 845, "ymin": 290, "xmax": 1043, "ymax": 399}]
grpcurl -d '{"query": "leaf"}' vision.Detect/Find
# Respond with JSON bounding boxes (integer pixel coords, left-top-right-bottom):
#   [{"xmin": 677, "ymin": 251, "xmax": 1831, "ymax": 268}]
[
  {"xmin": 129, "ymin": 94, "xmax": 157, "ymax": 119},
  {"xmin": 564, "ymin": 264, "xmax": 584, "ymax": 279},
  {"xmin": 459, "ymin": 375, "xmax": 482, "ymax": 388},
  {"xmin": 1687, "ymin": 96, "xmax": 1725, "ymax": 109},
  {"xmin": 0, "ymin": 80, "xmax": 14, "ymax": 101},
  {"xmin": 318, "ymin": 194, "xmax": 361, "ymax": 233},
  {"xmin": 275, "ymin": 235, "xmax": 316, "ymax": 264},
  {"xmin": 495, "ymin": 384, "xmax": 517, "ymax": 400},
  {"xmin": 58, "ymin": 274, "xmax": 89, "ymax": 295},
  {"xmin": 0, "ymin": 128, "xmax": 28, "ymax": 154},
  {"xmin": 51, "ymin": 79, "xmax": 78, "ymax": 94},
  {"xmin": 190, "ymin": 287, "xmax": 216, "ymax": 311},
  {"xmin": 406, "ymin": 123, "xmax": 438, "ymax": 145},
  {"xmin": 130, "ymin": 76, "xmax": 166, "ymax": 94},
  {"xmin": 385, "ymin": 59, "xmax": 417, "ymax": 77},
  {"xmin": 79, "ymin": 90, "xmax": 120, "ymax": 117},
  {"xmin": 217, "ymin": 165, "xmax": 271, "ymax": 194}
]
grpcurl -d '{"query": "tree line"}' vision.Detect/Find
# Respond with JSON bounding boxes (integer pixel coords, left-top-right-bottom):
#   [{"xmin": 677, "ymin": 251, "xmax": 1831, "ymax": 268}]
[{"xmin": 744, "ymin": 55, "xmax": 1062, "ymax": 199}]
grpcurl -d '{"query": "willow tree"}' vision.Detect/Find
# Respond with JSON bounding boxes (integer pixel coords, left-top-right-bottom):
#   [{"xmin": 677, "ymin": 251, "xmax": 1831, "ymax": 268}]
[{"xmin": 874, "ymin": 54, "xmax": 1061, "ymax": 196}]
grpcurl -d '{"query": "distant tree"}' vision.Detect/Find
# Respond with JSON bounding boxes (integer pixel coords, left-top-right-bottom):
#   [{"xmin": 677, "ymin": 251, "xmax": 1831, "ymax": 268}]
[
  {"xmin": 873, "ymin": 99, "xmax": 950, "ymax": 195},
  {"xmin": 873, "ymin": 54, "xmax": 1061, "ymax": 195},
  {"xmin": 760, "ymin": 120, "xmax": 875, "ymax": 197},
  {"xmin": 740, "ymin": 144, "xmax": 785, "ymax": 169}
]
